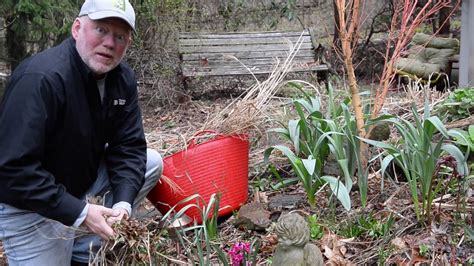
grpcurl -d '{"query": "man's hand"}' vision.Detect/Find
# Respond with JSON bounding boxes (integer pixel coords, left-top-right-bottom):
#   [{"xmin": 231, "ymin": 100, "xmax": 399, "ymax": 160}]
[
  {"xmin": 106, "ymin": 207, "xmax": 129, "ymax": 226},
  {"xmin": 83, "ymin": 204, "xmax": 119, "ymax": 240}
]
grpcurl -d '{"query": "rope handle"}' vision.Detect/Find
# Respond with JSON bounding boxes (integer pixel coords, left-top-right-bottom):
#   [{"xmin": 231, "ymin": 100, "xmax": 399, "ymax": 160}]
[{"xmin": 188, "ymin": 130, "xmax": 220, "ymax": 147}]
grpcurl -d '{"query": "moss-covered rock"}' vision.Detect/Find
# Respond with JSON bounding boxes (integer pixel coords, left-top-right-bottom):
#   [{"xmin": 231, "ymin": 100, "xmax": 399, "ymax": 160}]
[{"xmin": 369, "ymin": 122, "xmax": 391, "ymax": 141}]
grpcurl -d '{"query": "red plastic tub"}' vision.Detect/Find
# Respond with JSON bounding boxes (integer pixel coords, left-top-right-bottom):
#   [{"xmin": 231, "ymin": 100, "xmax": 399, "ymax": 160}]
[{"xmin": 147, "ymin": 131, "xmax": 249, "ymax": 224}]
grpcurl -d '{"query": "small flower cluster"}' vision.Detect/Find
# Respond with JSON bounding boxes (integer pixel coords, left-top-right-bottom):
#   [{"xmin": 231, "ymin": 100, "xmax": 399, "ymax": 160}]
[{"xmin": 229, "ymin": 241, "xmax": 251, "ymax": 266}]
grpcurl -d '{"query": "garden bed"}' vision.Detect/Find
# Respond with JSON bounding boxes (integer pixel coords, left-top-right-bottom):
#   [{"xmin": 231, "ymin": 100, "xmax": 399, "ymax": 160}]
[{"xmin": 135, "ymin": 82, "xmax": 473, "ymax": 265}]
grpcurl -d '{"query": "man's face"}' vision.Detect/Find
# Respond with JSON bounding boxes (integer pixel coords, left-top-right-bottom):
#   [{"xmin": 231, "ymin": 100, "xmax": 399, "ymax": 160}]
[{"xmin": 72, "ymin": 16, "xmax": 132, "ymax": 76}]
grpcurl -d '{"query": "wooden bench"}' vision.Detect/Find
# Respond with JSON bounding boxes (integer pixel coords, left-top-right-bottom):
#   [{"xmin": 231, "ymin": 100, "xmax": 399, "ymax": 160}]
[
  {"xmin": 446, "ymin": 54, "xmax": 459, "ymax": 83},
  {"xmin": 178, "ymin": 29, "xmax": 329, "ymax": 88}
]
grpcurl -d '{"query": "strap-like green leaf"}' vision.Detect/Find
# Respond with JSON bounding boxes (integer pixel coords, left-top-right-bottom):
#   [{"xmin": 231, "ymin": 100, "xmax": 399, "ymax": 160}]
[
  {"xmin": 302, "ymin": 157, "xmax": 316, "ymax": 176},
  {"xmin": 321, "ymin": 175, "xmax": 351, "ymax": 211}
]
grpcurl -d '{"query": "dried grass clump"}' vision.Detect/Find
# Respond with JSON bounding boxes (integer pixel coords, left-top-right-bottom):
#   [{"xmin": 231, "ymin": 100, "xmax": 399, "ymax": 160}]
[
  {"xmin": 90, "ymin": 218, "xmax": 169, "ymax": 265},
  {"xmin": 385, "ymin": 76, "xmax": 449, "ymax": 120},
  {"xmin": 202, "ymin": 34, "xmax": 307, "ymax": 137}
]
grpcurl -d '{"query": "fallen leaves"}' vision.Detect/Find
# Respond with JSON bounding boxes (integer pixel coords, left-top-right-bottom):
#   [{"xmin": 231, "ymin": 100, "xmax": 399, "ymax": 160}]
[{"xmin": 320, "ymin": 230, "xmax": 356, "ymax": 266}]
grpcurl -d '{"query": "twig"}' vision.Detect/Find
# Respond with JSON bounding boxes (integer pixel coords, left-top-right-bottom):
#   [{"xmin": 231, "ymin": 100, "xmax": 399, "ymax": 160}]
[
  {"xmin": 432, "ymin": 194, "xmax": 452, "ymax": 203},
  {"xmin": 445, "ymin": 115, "xmax": 474, "ymax": 129},
  {"xmin": 432, "ymin": 202, "xmax": 474, "ymax": 211},
  {"xmin": 386, "ymin": 207, "xmax": 412, "ymax": 222}
]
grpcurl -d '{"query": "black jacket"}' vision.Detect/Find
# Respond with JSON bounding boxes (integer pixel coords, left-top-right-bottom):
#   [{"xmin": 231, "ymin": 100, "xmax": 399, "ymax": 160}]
[{"xmin": 0, "ymin": 38, "xmax": 147, "ymax": 226}]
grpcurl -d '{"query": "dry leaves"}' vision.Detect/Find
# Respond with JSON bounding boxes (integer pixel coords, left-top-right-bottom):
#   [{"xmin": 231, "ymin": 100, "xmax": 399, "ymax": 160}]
[{"xmin": 320, "ymin": 230, "xmax": 355, "ymax": 265}]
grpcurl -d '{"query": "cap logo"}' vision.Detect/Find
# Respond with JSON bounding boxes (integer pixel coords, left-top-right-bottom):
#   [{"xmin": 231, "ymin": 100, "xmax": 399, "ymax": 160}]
[{"xmin": 113, "ymin": 0, "xmax": 126, "ymax": 11}]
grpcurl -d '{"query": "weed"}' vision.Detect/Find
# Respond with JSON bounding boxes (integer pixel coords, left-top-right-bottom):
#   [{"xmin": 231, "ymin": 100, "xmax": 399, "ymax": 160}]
[
  {"xmin": 419, "ymin": 243, "xmax": 431, "ymax": 258},
  {"xmin": 337, "ymin": 212, "xmax": 394, "ymax": 239},
  {"xmin": 435, "ymin": 87, "xmax": 474, "ymax": 122},
  {"xmin": 307, "ymin": 214, "xmax": 324, "ymax": 240},
  {"xmin": 377, "ymin": 245, "xmax": 394, "ymax": 266}
]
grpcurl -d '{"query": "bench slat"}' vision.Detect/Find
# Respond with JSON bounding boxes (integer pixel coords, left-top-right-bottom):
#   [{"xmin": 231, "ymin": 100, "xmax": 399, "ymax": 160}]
[
  {"xmin": 179, "ymin": 30, "xmax": 310, "ymax": 39},
  {"xmin": 179, "ymin": 42, "xmax": 313, "ymax": 53},
  {"xmin": 182, "ymin": 57, "xmax": 318, "ymax": 68},
  {"xmin": 182, "ymin": 64, "xmax": 328, "ymax": 77},
  {"xmin": 179, "ymin": 36, "xmax": 311, "ymax": 46},
  {"xmin": 181, "ymin": 49, "xmax": 316, "ymax": 61}
]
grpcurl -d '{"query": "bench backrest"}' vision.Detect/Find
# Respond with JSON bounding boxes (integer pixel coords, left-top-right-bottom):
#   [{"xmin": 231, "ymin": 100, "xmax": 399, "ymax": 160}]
[{"xmin": 178, "ymin": 29, "xmax": 327, "ymax": 77}]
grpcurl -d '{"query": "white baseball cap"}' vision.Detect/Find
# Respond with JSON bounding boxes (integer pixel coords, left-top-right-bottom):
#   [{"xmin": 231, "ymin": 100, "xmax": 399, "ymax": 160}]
[{"xmin": 79, "ymin": 0, "xmax": 136, "ymax": 31}]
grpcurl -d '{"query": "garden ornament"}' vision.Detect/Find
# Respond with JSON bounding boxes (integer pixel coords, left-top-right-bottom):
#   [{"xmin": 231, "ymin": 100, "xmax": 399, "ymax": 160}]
[{"xmin": 272, "ymin": 212, "xmax": 324, "ymax": 266}]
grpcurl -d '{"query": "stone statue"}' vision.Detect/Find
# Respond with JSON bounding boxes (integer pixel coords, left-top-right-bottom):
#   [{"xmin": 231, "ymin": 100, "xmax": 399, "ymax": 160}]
[{"xmin": 272, "ymin": 213, "xmax": 324, "ymax": 266}]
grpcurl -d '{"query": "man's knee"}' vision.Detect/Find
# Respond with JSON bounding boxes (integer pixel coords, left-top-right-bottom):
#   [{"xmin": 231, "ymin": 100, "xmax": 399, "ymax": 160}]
[
  {"xmin": 122, "ymin": 149, "xmax": 163, "ymax": 214},
  {"xmin": 146, "ymin": 148, "xmax": 162, "ymax": 184},
  {"xmin": 146, "ymin": 148, "xmax": 162, "ymax": 172}
]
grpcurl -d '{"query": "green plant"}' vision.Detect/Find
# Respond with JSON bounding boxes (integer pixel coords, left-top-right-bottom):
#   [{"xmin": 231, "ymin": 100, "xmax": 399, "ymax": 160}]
[
  {"xmin": 338, "ymin": 219, "xmax": 366, "ymax": 238},
  {"xmin": 377, "ymin": 245, "xmax": 394, "ymax": 266},
  {"xmin": 337, "ymin": 212, "xmax": 394, "ymax": 239},
  {"xmin": 307, "ymin": 214, "xmax": 324, "ymax": 240},
  {"xmin": 320, "ymin": 84, "xmax": 370, "ymax": 207},
  {"xmin": 218, "ymin": 0, "xmax": 246, "ymax": 31},
  {"xmin": 203, "ymin": 193, "xmax": 221, "ymax": 241},
  {"xmin": 279, "ymin": 0, "xmax": 303, "ymax": 27},
  {"xmin": 1, "ymin": 0, "xmax": 79, "ymax": 70},
  {"xmin": 418, "ymin": 244, "xmax": 431, "ymax": 258},
  {"xmin": 359, "ymin": 214, "xmax": 394, "ymax": 238},
  {"xmin": 451, "ymin": 125, "xmax": 474, "ymax": 155},
  {"xmin": 249, "ymin": 175, "xmax": 271, "ymax": 192},
  {"xmin": 363, "ymin": 103, "xmax": 468, "ymax": 224},
  {"xmin": 339, "ymin": 97, "xmax": 370, "ymax": 207},
  {"xmin": 163, "ymin": 120, "xmax": 176, "ymax": 129},
  {"xmin": 435, "ymin": 87, "xmax": 474, "ymax": 122},
  {"xmin": 131, "ymin": 0, "xmax": 195, "ymax": 48},
  {"xmin": 251, "ymin": 165, "xmax": 299, "ymax": 192},
  {"xmin": 148, "ymin": 194, "xmax": 230, "ymax": 265},
  {"xmin": 176, "ymin": 194, "xmax": 236, "ymax": 265},
  {"xmin": 264, "ymin": 82, "xmax": 352, "ymax": 210}
]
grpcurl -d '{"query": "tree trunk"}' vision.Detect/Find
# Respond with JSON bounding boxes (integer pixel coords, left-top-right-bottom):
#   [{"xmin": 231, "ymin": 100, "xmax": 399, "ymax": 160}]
[
  {"xmin": 438, "ymin": 4, "xmax": 451, "ymax": 35},
  {"xmin": 5, "ymin": 14, "xmax": 29, "ymax": 72},
  {"xmin": 332, "ymin": 0, "xmax": 341, "ymax": 51},
  {"xmin": 334, "ymin": 0, "xmax": 369, "ymax": 200}
]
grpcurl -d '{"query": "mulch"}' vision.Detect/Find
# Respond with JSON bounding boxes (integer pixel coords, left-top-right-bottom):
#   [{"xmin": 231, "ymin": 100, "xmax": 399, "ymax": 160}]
[{"xmin": 0, "ymin": 89, "xmax": 472, "ymax": 265}]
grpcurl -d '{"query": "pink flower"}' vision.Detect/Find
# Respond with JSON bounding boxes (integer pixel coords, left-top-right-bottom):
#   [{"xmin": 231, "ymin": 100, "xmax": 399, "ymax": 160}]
[{"xmin": 229, "ymin": 241, "xmax": 251, "ymax": 266}]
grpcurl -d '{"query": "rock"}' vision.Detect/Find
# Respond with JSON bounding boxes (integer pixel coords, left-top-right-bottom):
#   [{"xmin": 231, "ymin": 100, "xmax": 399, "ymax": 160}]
[
  {"xmin": 369, "ymin": 122, "xmax": 391, "ymax": 141},
  {"xmin": 322, "ymin": 154, "xmax": 341, "ymax": 177},
  {"xmin": 272, "ymin": 213, "xmax": 324, "ymax": 266},
  {"xmin": 268, "ymin": 194, "xmax": 305, "ymax": 212},
  {"xmin": 234, "ymin": 202, "xmax": 271, "ymax": 231}
]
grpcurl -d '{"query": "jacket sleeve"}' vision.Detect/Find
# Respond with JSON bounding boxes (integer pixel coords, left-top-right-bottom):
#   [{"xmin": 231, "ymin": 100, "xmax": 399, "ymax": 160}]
[
  {"xmin": 105, "ymin": 74, "xmax": 147, "ymax": 205},
  {"xmin": 0, "ymin": 73, "xmax": 86, "ymax": 225}
]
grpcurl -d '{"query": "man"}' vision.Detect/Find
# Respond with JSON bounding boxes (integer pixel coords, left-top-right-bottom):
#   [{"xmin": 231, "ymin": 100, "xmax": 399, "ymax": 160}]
[{"xmin": 0, "ymin": 0, "xmax": 162, "ymax": 265}]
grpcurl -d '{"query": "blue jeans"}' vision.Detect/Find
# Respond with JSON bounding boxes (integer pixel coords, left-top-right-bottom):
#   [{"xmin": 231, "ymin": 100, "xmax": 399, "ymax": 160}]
[{"xmin": 0, "ymin": 148, "xmax": 162, "ymax": 265}]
